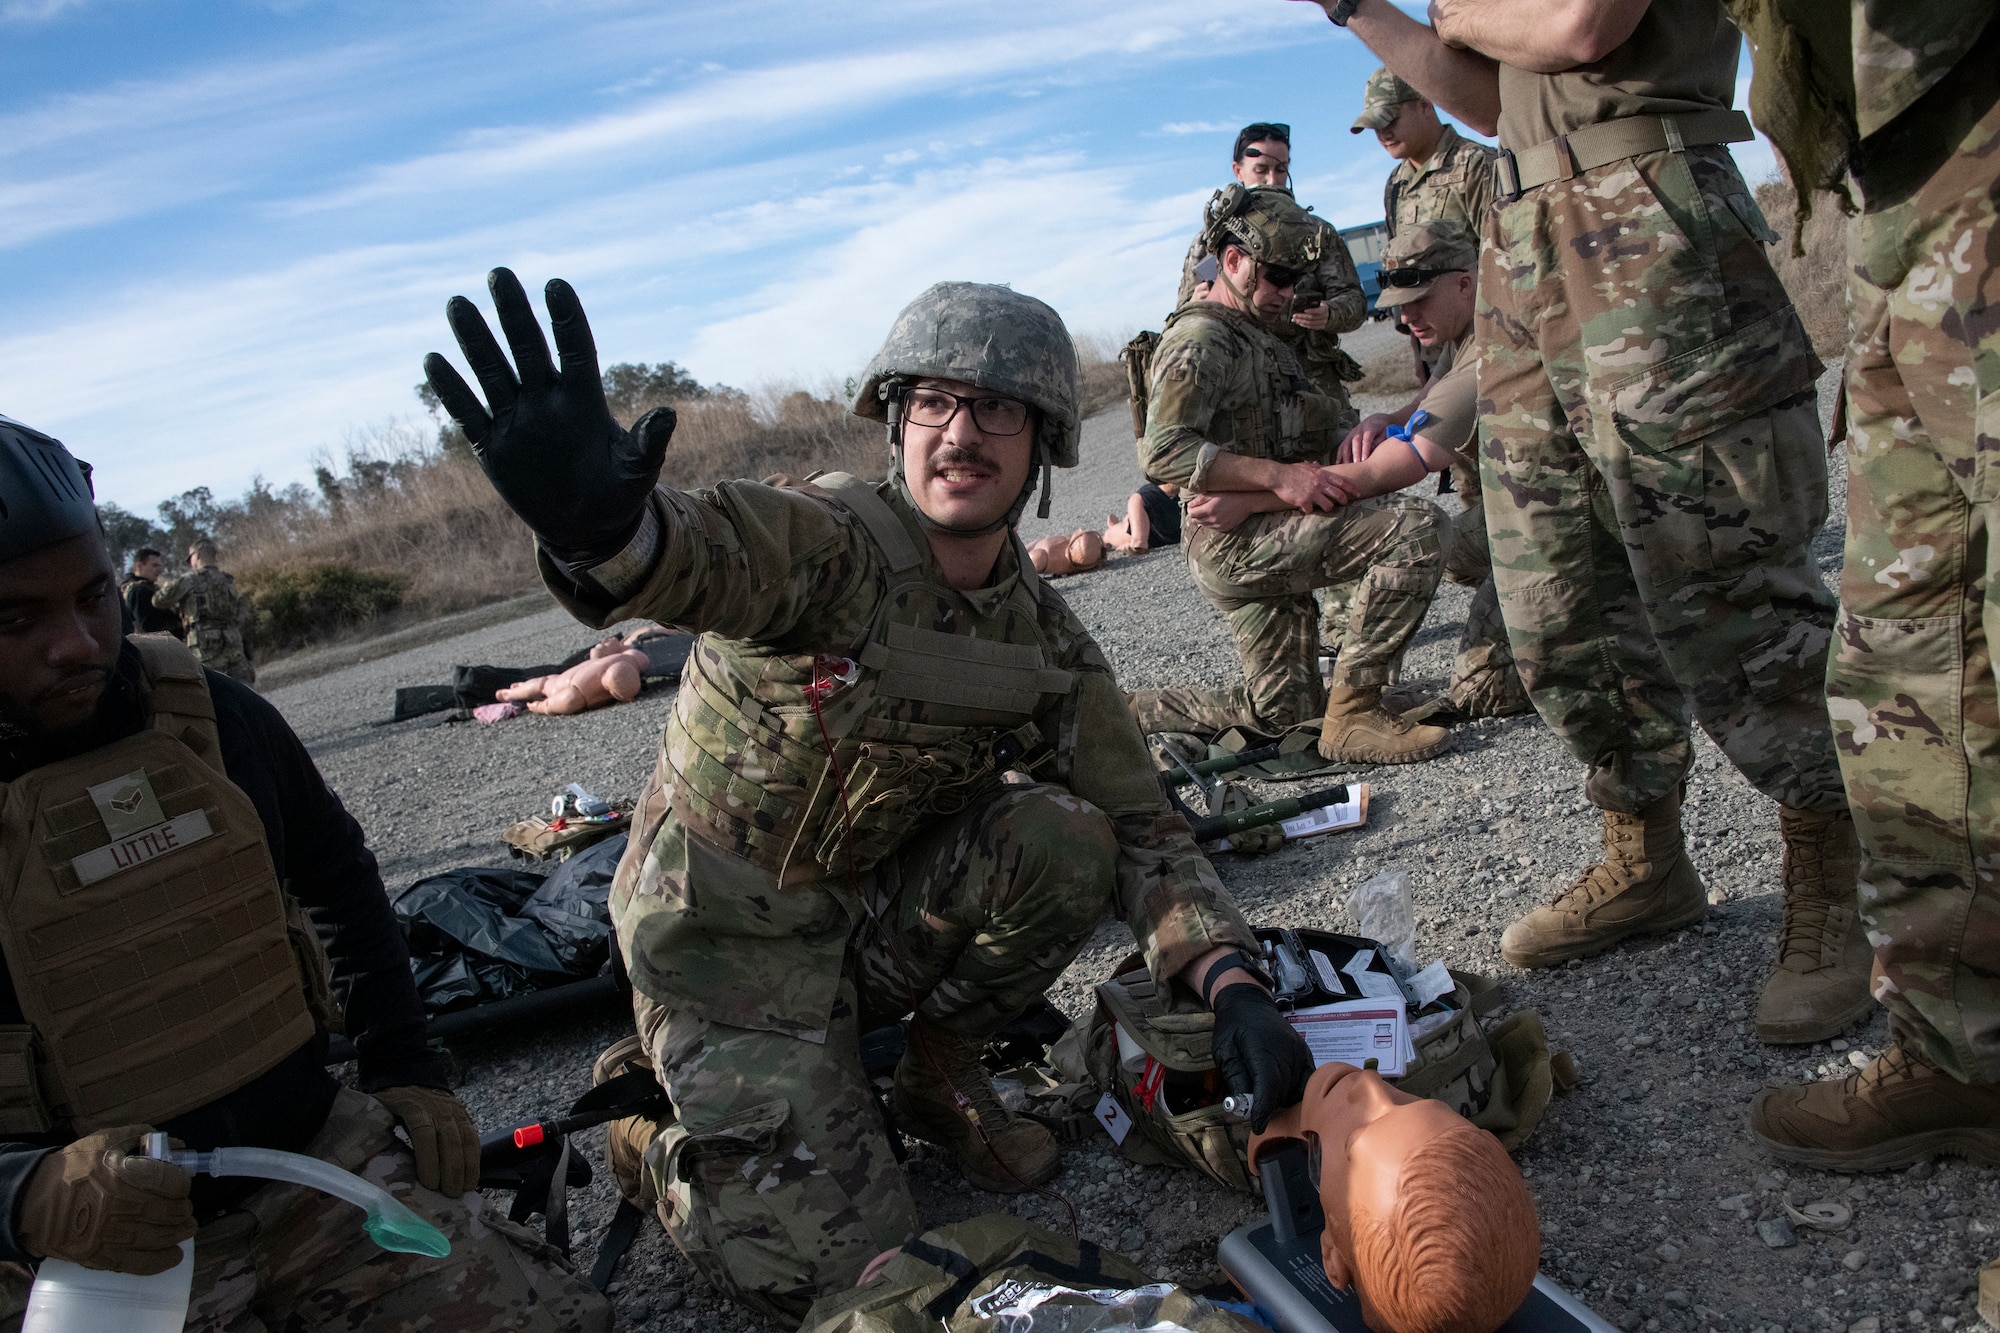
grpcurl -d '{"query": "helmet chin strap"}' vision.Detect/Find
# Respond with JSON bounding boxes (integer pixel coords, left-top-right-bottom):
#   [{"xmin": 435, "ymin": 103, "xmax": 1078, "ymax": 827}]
[{"xmin": 1214, "ymin": 254, "xmax": 1288, "ymax": 330}]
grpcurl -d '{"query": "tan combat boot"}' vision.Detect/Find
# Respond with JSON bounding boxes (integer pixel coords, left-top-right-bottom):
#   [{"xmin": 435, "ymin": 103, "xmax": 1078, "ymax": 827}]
[
  {"xmin": 1317, "ymin": 685, "xmax": 1451, "ymax": 764},
  {"xmin": 1499, "ymin": 788, "xmax": 1707, "ymax": 968},
  {"xmin": 893, "ymin": 1015, "xmax": 1061, "ymax": 1194},
  {"xmin": 1755, "ymin": 807, "xmax": 1873, "ymax": 1044},
  {"xmin": 1751, "ymin": 1042, "xmax": 2000, "ymax": 1170}
]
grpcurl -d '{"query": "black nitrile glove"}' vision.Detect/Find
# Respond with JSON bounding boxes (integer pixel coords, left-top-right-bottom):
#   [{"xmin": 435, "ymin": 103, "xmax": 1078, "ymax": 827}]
[
  {"xmin": 1211, "ymin": 982, "xmax": 1314, "ymax": 1133},
  {"xmin": 423, "ymin": 268, "xmax": 674, "ymax": 566}
]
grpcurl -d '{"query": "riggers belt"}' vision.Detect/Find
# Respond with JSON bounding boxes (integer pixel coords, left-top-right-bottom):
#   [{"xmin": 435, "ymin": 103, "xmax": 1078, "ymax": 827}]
[
  {"xmin": 0, "ymin": 636, "xmax": 324, "ymax": 1135},
  {"xmin": 658, "ymin": 473, "xmax": 1074, "ymax": 883}
]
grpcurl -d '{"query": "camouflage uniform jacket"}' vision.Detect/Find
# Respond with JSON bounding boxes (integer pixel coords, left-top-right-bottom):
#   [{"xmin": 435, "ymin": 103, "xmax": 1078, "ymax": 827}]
[
  {"xmin": 155, "ymin": 566, "xmax": 252, "ymax": 663},
  {"xmin": 541, "ymin": 476, "xmax": 1256, "ymax": 1039},
  {"xmin": 1139, "ymin": 301, "xmax": 1348, "ymax": 492},
  {"xmin": 1174, "ymin": 207, "xmax": 1366, "ymax": 351},
  {"xmin": 1383, "ymin": 125, "xmax": 1497, "ymax": 240}
]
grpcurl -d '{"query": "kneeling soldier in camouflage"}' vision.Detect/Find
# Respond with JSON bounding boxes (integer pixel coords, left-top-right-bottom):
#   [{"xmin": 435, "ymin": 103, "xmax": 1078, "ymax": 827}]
[
  {"xmin": 0, "ymin": 416, "xmax": 608, "ymax": 1330},
  {"xmin": 423, "ymin": 273, "xmax": 1313, "ymax": 1320},
  {"xmin": 1127, "ymin": 186, "xmax": 1452, "ymax": 765}
]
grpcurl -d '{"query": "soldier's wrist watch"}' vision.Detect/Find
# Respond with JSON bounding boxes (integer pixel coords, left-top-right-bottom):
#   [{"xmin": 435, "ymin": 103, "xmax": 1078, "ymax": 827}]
[{"xmin": 1327, "ymin": 0, "xmax": 1360, "ymax": 25}]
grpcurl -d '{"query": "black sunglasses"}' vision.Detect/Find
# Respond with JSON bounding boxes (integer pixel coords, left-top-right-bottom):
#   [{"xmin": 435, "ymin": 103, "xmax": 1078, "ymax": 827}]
[
  {"xmin": 1260, "ymin": 263, "xmax": 1306, "ymax": 288},
  {"xmin": 1380, "ymin": 265, "xmax": 1465, "ymax": 288}
]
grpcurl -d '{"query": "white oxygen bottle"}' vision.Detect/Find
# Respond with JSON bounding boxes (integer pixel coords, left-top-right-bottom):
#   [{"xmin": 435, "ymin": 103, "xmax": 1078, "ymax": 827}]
[{"xmin": 20, "ymin": 1238, "xmax": 194, "ymax": 1333}]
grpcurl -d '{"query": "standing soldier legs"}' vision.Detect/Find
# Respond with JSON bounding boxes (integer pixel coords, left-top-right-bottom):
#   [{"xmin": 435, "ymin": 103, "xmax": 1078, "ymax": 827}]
[
  {"xmin": 1755, "ymin": 100, "xmax": 2000, "ymax": 1163},
  {"xmin": 1480, "ymin": 147, "xmax": 1856, "ymax": 1022}
]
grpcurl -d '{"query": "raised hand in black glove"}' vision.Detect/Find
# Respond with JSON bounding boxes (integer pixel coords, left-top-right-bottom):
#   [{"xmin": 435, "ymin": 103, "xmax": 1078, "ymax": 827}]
[
  {"xmin": 423, "ymin": 268, "xmax": 675, "ymax": 568},
  {"xmin": 1211, "ymin": 982, "xmax": 1315, "ymax": 1133}
]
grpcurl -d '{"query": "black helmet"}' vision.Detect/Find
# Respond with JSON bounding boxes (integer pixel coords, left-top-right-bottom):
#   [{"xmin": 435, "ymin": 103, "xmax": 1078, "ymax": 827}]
[{"xmin": 0, "ymin": 415, "xmax": 97, "ymax": 564}]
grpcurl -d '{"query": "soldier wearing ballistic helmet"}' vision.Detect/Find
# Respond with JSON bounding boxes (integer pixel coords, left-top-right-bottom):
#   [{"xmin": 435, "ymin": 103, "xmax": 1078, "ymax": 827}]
[
  {"xmin": 0, "ymin": 416, "xmax": 607, "ymax": 1330},
  {"xmin": 1173, "ymin": 123, "xmax": 1368, "ymax": 410},
  {"xmin": 1128, "ymin": 187, "xmax": 1453, "ymax": 765},
  {"xmin": 422, "ymin": 271, "xmax": 1314, "ymax": 1319}
]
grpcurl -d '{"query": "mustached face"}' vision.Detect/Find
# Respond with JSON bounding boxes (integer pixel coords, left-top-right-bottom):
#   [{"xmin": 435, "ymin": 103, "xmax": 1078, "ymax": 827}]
[
  {"xmin": 0, "ymin": 533, "xmax": 125, "ymax": 735},
  {"xmin": 902, "ymin": 377, "xmax": 1037, "ymax": 531}
]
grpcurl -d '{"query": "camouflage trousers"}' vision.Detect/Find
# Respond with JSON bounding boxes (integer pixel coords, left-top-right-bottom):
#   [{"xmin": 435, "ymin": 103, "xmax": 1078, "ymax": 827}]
[
  {"xmin": 1828, "ymin": 97, "xmax": 2000, "ymax": 1086},
  {"xmin": 1477, "ymin": 144, "xmax": 1845, "ymax": 815},
  {"xmin": 0, "ymin": 1088, "xmax": 611, "ymax": 1332},
  {"xmin": 1441, "ymin": 493, "xmax": 1532, "ymax": 717},
  {"xmin": 1129, "ymin": 495, "xmax": 1445, "ymax": 738},
  {"xmin": 190, "ymin": 628, "xmax": 256, "ymax": 687},
  {"xmin": 632, "ymin": 783, "xmax": 1116, "ymax": 1321}
]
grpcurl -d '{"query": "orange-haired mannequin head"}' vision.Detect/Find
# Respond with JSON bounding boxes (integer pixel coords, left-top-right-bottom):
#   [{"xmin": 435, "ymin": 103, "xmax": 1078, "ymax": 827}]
[{"xmin": 1251, "ymin": 1062, "xmax": 1539, "ymax": 1333}]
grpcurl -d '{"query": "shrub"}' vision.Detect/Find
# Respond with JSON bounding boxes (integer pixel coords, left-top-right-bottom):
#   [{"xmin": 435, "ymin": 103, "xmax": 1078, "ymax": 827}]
[{"xmin": 240, "ymin": 562, "xmax": 412, "ymax": 651}]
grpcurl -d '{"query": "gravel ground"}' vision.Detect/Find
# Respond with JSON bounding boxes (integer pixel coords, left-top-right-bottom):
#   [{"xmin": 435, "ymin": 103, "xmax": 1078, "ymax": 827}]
[{"xmin": 268, "ymin": 332, "xmax": 1996, "ymax": 1333}]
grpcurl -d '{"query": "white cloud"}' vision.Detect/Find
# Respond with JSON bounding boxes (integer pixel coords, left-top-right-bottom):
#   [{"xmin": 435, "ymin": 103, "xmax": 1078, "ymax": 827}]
[
  {"xmin": 1159, "ymin": 120, "xmax": 1234, "ymax": 135},
  {"xmin": 2, "ymin": 0, "xmax": 88, "ymax": 21}
]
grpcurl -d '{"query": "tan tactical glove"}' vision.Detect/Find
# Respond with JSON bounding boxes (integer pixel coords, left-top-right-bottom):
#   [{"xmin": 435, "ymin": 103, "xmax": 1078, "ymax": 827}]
[
  {"xmin": 375, "ymin": 1085, "xmax": 480, "ymax": 1197},
  {"xmin": 17, "ymin": 1124, "xmax": 194, "ymax": 1274}
]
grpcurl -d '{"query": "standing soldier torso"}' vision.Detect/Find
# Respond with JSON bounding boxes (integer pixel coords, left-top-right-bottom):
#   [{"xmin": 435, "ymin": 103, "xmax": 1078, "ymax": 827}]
[{"xmin": 1384, "ymin": 124, "xmax": 1498, "ymax": 240}]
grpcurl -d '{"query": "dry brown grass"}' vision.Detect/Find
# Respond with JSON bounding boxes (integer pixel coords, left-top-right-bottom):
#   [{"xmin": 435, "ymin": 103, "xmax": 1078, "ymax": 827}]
[
  {"xmin": 236, "ymin": 346, "xmax": 1129, "ymax": 657},
  {"xmin": 1755, "ymin": 175, "xmax": 1852, "ymax": 360}
]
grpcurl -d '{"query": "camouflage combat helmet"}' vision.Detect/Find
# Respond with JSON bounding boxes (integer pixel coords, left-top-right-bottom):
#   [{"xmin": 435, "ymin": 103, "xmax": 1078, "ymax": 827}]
[
  {"xmin": 1198, "ymin": 184, "xmax": 1324, "ymax": 275},
  {"xmin": 850, "ymin": 281, "xmax": 1081, "ymax": 533}
]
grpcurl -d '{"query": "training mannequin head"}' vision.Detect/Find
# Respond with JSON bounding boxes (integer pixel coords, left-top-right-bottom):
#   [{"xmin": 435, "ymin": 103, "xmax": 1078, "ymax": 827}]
[
  {"xmin": 1252, "ymin": 1062, "xmax": 1539, "ymax": 1333},
  {"xmin": 1231, "ymin": 123, "xmax": 1292, "ymax": 189}
]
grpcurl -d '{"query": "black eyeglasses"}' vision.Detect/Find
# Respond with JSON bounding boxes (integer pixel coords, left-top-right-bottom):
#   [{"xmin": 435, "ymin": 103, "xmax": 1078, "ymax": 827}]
[
  {"xmin": 1379, "ymin": 265, "xmax": 1465, "ymax": 288},
  {"xmin": 901, "ymin": 388, "xmax": 1030, "ymax": 436}
]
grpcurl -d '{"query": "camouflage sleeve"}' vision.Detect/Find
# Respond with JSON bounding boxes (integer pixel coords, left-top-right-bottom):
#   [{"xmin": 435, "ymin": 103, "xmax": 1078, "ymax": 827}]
[
  {"xmin": 1317, "ymin": 221, "xmax": 1367, "ymax": 334},
  {"xmin": 1174, "ymin": 230, "xmax": 1207, "ymax": 309},
  {"xmin": 1139, "ymin": 324, "xmax": 1233, "ymax": 492},
  {"xmin": 153, "ymin": 578, "xmax": 186, "ymax": 616},
  {"xmin": 1462, "ymin": 144, "xmax": 1496, "ymax": 238},
  {"xmin": 1039, "ymin": 614, "xmax": 1257, "ymax": 985},
  {"xmin": 537, "ymin": 479, "xmax": 877, "ymax": 643}
]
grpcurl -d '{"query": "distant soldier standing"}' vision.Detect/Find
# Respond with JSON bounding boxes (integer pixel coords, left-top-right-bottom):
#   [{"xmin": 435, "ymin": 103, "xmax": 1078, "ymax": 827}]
[
  {"xmin": 156, "ymin": 537, "xmax": 256, "ymax": 686},
  {"xmin": 1174, "ymin": 123, "xmax": 1368, "ymax": 414},
  {"xmin": 1724, "ymin": 1, "xmax": 2000, "ymax": 1178},
  {"xmin": 1356, "ymin": 67, "xmax": 1496, "ymax": 245},
  {"xmin": 1301, "ymin": 0, "xmax": 1865, "ymax": 1043},
  {"xmin": 120, "ymin": 546, "xmax": 182, "ymax": 638}
]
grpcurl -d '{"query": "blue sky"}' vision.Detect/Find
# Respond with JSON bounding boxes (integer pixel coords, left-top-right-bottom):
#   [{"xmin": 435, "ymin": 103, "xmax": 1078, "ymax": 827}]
[{"xmin": 0, "ymin": 0, "xmax": 1772, "ymax": 513}]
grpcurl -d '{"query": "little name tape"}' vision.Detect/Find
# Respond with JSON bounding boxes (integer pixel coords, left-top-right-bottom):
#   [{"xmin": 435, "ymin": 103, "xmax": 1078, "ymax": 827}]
[{"xmin": 71, "ymin": 810, "xmax": 214, "ymax": 887}]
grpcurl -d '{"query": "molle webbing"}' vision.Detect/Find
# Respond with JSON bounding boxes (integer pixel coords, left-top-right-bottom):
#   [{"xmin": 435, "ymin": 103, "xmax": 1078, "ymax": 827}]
[
  {"xmin": 860, "ymin": 623, "xmax": 1073, "ymax": 713},
  {"xmin": 0, "ymin": 635, "xmax": 315, "ymax": 1133}
]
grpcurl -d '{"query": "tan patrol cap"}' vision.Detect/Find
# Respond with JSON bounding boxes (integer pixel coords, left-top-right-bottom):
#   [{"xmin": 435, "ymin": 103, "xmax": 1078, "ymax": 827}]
[
  {"xmin": 1374, "ymin": 218, "xmax": 1478, "ymax": 307},
  {"xmin": 1352, "ymin": 67, "xmax": 1419, "ymax": 133}
]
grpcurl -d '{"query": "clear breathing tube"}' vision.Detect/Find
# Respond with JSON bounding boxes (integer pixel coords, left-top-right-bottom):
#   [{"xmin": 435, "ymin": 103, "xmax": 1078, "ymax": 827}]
[{"xmin": 144, "ymin": 1133, "xmax": 450, "ymax": 1257}]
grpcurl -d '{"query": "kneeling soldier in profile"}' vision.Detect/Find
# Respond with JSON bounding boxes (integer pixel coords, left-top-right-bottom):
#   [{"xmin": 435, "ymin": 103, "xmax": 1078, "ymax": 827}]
[
  {"xmin": 423, "ymin": 273, "xmax": 1313, "ymax": 1320},
  {"xmin": 0, "ymin": 415, "xmax": 608, "ymax": 1329}
]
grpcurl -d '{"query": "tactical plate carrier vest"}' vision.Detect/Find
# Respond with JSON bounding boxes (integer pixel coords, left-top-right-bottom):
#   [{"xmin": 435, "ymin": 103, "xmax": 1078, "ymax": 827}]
[
  {"xmin": 661, "ymin": 474, "xmax": 1076, "ymax": 882},
  {"xmin": 0, "ymin": 636, "xmax": 319, "ymax": 1135},
  {"xmin": 1156, "ymin": 305, "xmax": 1346, "ymax": 467}
]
